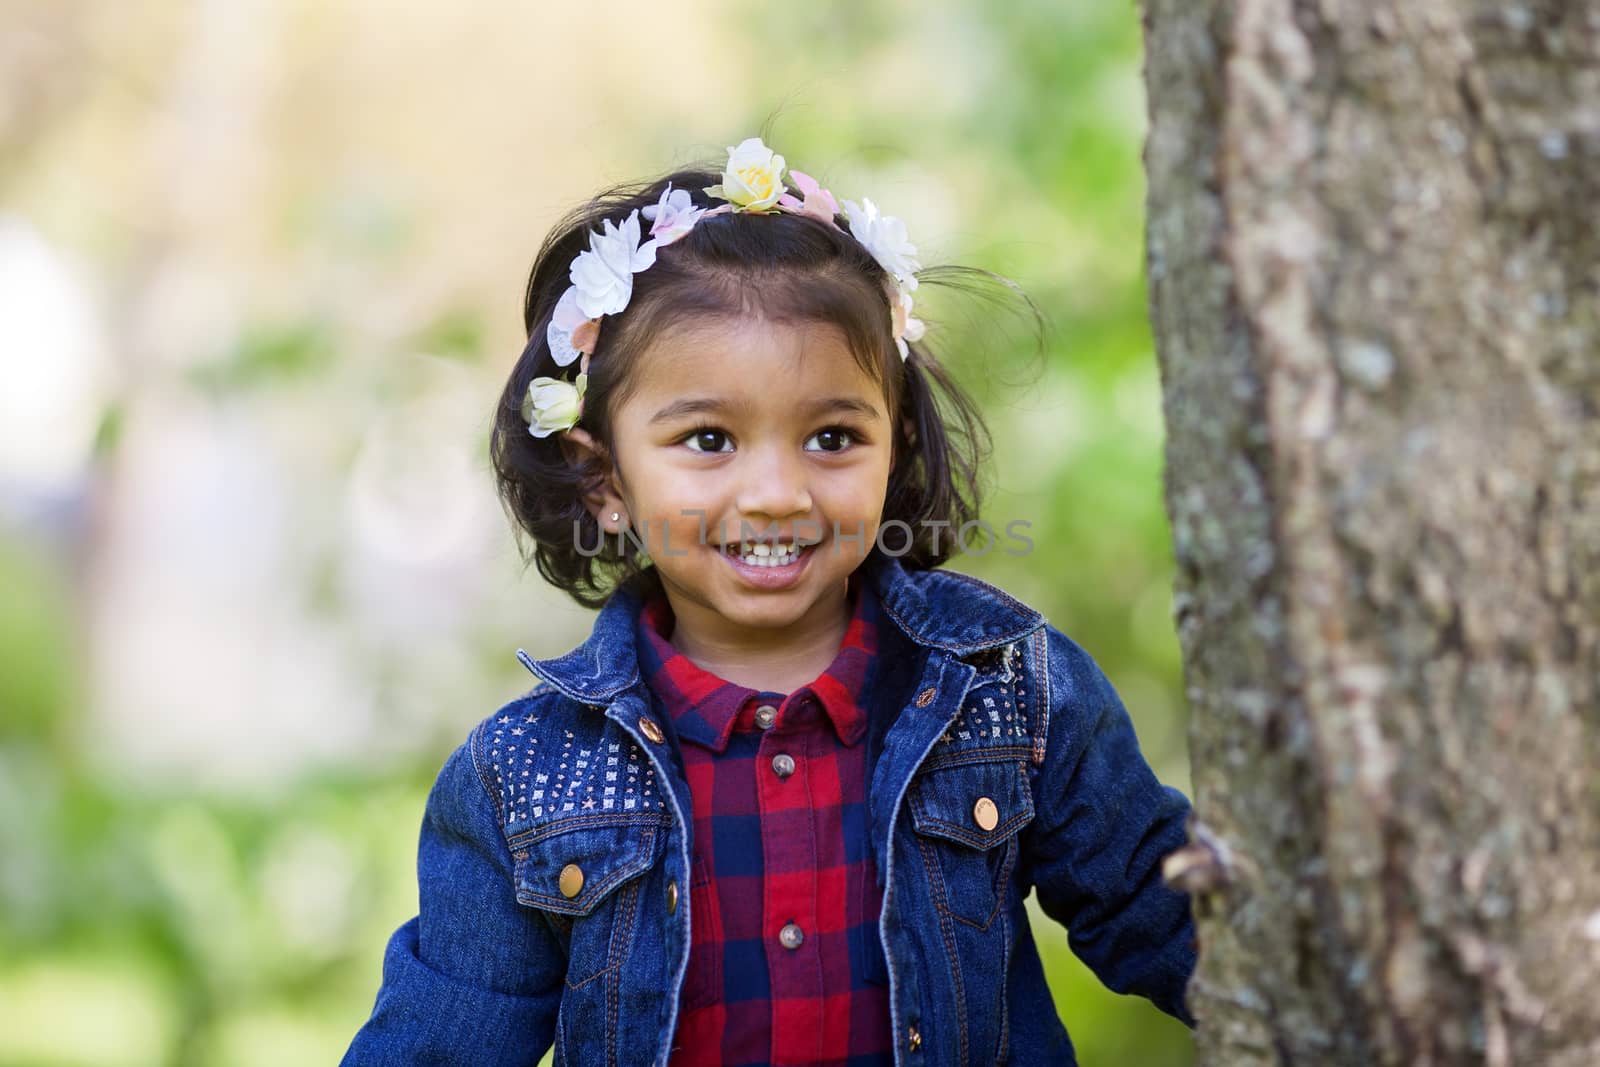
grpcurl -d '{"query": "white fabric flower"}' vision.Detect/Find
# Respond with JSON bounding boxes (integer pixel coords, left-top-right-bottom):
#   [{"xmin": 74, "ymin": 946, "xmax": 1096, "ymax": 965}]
[
  {"xmin": 570, "ymin": 210, "xmax": 659, "ymax": 319},
  {"xmin": 640, "ymin": 183, "xmax": 704, "ymax": 245},
  {"xmin": 521, "ymin": 373, "xmax": 587, "ymax": 437},
  {"xmin": 704, "ymin": 137, "xmax": 788, "ymax": 213},
  {"xmin": 842, "ymin": 197, "xmax": 920, "ymax": 291}
]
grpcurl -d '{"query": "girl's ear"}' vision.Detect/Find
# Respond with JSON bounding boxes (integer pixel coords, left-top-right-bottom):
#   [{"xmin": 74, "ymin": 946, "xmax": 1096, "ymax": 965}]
[{"xmin": 559, "ymin": 426, "xmax": 629, "ymax": 530}]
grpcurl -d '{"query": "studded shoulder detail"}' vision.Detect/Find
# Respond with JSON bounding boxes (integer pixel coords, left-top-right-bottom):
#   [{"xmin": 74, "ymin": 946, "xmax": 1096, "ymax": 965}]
[
  {"xmin": 934, "ymin": 641, "xmax": 1033, "ymax": 756},
  {"xmin": 477, "ymin": 690, "xmax": 667, "ymax": 835}
]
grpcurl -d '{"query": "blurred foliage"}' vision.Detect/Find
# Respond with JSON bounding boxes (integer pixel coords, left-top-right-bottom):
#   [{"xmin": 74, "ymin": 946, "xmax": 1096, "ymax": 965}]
[
  {"xmin": 2, "ymin": 0, "xmax": 1193, "ymax": 1064},
  {"xmin": 186, "ymin": 319, "xmax": 340, "ymax": 394}
]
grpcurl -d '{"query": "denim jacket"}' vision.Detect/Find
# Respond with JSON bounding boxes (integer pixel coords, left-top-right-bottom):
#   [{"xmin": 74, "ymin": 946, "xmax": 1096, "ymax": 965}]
[{"xmin": 344, "ymin": 551, "xmax": 1197, "ymax": 1066}]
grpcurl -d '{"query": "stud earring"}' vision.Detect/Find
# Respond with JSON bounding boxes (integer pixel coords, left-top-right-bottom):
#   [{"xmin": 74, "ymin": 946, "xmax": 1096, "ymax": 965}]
[{"xmin": 610, "ymin": 512, "xmax": 620, "ymax": 523}]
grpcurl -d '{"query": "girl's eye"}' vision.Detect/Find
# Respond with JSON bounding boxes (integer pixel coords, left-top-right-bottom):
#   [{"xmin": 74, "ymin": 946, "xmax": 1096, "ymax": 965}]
[
  {"xmin": 805, "ymin": 427, "xmax": 856, "ymax": 453},
  {"xmin": 682, "ymin": 426, "xmax": 733, "ymax": 454},
  {"xmin": 678, "ymin": 424, "xmax": 860, "ymax": 454}
]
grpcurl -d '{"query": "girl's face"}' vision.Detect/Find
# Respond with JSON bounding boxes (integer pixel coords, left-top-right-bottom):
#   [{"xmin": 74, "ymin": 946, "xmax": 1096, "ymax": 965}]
[{"xmin": 568, "ymin": 314, "xmax": 894, "ymax": 651}]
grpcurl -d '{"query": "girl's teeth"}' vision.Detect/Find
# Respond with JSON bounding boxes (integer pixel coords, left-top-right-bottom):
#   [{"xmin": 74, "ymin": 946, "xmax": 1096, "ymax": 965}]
[{"xmin": 733, "ymin": 542, "xmax": 802, "ymax": 566}]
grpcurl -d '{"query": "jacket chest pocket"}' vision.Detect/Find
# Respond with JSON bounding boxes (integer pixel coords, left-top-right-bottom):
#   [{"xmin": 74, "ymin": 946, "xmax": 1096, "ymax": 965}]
[
  {"xmin": 907, "ymin": 756, "xmax": 1034, "ymax": 930},
  {"xmin": 510, "ymin": 815, "xmax": 668, "ymax": 988}
]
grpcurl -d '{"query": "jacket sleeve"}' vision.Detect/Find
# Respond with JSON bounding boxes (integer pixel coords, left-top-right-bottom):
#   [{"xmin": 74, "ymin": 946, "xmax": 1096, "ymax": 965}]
[
  {"xmin": 1023, "ymin": 624, "xmax": 1197, "ymax": 1027},
  {"xmin": 343, "ymin": 722, "xmax": 565, "ymax": 1065}
]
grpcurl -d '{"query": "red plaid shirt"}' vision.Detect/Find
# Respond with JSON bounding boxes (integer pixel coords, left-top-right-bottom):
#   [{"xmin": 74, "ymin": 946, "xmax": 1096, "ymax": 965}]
[{"xmin": 636, "ymin": 569, "xmax": 895, "ymax": 1067}]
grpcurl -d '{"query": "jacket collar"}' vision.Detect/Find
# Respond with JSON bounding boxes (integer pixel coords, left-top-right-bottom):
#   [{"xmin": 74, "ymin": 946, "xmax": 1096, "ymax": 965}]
[{"xmin": 515, "ymin": 549, "xmax": 1045, "ymax": 706}]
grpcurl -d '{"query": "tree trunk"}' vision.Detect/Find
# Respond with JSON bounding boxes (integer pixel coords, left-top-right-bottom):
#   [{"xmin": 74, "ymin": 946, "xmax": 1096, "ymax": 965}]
[{"xmin": 1139, "ymin": 2, "xmax": 1600, "ymax": 1063}]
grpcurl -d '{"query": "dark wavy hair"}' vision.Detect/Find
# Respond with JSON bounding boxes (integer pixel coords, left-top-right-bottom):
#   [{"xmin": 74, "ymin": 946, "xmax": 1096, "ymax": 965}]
[{"xmin": 490, "ymin": 158, "xmax": 1041, "ymax": 609}]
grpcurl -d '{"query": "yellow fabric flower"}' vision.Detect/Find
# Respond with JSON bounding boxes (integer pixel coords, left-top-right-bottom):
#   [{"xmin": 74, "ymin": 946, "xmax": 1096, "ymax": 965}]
[{"xmin": 703, "ymin": 137, "xmax": 788, "ymax": 213}]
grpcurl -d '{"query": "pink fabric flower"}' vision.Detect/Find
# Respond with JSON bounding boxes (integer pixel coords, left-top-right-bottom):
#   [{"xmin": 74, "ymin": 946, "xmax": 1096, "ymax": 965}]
[
  {"xmin": 885, "ymin": 280, "xmax": 923, "ymax": 362},
  {"xmin": 570, "ymin": 318, "xmax": 600, "ymax": 355},
  {"xmin": 641, "ymin": 183, "xmax": 705, "ymax": 246},
  {"xmin": 777, "ymin": 169, "xmax": 842, "ymax": 228}
]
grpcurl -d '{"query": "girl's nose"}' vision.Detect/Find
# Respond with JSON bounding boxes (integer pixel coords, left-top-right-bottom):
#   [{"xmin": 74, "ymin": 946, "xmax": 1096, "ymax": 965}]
[{"xmin": 734, "ymin": 445, "xmax": 813, "ymax": 519}]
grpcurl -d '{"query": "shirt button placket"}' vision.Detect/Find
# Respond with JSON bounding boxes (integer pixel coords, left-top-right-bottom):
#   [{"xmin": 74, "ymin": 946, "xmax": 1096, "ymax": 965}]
[{"xmin": 756, "ymin": 695, "xmax": 817, "ymax": 1055}]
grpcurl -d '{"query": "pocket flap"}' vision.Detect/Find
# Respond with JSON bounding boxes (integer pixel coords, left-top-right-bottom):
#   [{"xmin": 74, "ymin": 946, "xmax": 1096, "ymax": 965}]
[
  {"xmin": 511, "ymin": 815, "xmax": 669, "ymax": 915},
  {"xmin": 908, "ymin": 757, "xmax": 1034, "ymax": 850}
]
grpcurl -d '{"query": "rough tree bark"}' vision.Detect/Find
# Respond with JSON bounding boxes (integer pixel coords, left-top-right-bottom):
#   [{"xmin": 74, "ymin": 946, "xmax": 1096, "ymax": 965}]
[{"xmin": 1140, "ymin": 2, "xmax": 1600, "ymax": 1064}]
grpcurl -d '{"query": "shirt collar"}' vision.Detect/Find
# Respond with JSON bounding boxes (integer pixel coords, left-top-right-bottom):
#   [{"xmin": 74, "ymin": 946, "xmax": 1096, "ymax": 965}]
[{"xmin": 633, "ymin": 570, "xmax": 880, "ymax": 753}]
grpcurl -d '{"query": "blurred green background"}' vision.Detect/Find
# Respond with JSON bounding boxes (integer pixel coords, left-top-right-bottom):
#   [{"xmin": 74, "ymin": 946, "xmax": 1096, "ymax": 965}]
[{"xmin": 0, "ymin": 1, "xmax": 1192, "ymax": 1064}]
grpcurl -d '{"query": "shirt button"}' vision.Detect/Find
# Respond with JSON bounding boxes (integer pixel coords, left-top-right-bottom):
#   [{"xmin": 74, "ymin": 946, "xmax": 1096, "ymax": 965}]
[
  {"xmin": 754, "ymin": 703, "xmax": 778, "ymax": 729},
  {"xmin": 907, "ymin": 1022, "xmax": 921, "ymax": 1051},
  {"xmin": 779, "ymin": 922, "xmax": 804, "ymax": 949},
  {"xmin": 666, "ymin": 878, "xmax": 678, "ymax": 914},
  {"xmin": 771, "ymin": 753, "xmax": 796, "ymax": 778}
]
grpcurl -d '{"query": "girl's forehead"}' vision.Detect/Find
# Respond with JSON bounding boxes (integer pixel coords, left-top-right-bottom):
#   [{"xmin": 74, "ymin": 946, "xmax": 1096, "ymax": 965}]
[
  {"xmin": 626, "ymin": 317, "xmax": 886, "ymax": 412},
  {"xmin": 645, "ymin": 314, "xmax": 850, "ymax": 361}
]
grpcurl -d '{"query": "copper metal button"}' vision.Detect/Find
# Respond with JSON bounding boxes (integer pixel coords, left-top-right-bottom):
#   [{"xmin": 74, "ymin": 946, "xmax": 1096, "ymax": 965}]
[
  {"xmin": 559, "ymin": 863, "xmax": 585, "ymax": 898},
  {"xmin": 638, "ymin": 715, "xmax": 664, "ymax": 743},
  {"xmin": 973, "ymin": 796, "xmax": 999, "ymax": 831},
  {"xmin": 907, "ymin": 1022, "xmax": 922, "ymax": 1051},
  {"xmin": 914, "ymin": 687, "xmax": 936, "ymax": 706},
  {"xmin": 666, "ymin": 878, "xmax": 679, "ymax": 914},
  {"xmin": 754, "ymin": 703, "xmax": 778, "ymax": 729}
]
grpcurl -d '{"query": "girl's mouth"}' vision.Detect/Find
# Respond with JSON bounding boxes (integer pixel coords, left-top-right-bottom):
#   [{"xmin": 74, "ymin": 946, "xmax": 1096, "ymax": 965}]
[{"xmin": 717, "ymin": 539, "xmax": 819, "ymax": 588}]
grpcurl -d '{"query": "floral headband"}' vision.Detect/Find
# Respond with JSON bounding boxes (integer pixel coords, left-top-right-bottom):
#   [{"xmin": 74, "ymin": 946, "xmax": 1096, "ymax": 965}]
[{"xmin": 521, "ymin": 136, "xmax": 926, "ymax": 437}]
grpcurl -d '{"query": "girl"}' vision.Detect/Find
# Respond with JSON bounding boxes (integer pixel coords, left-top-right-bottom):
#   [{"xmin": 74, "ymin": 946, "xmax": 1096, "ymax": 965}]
[{"xmin": 344, "ymin": 137, "xmax": 1197, "ymax": 1067}]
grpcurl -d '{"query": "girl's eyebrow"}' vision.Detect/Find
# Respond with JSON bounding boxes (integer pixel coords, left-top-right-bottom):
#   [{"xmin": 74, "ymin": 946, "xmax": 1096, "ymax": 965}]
[{"xmin": 649, "ymin": 396, "xmax": 883, "ymax": 424}]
